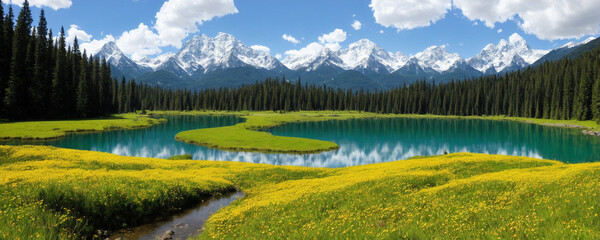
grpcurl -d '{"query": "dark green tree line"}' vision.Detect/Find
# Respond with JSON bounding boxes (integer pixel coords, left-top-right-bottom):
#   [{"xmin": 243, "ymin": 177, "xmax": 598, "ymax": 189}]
[{"xmin": 1, "ymin": 1, "xmax": 599, "ymax": 123}]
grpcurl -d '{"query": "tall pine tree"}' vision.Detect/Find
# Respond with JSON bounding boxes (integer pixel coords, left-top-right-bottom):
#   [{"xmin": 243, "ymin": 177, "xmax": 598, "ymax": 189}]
[
  {"xmin": 0, "ymin": 5, "xmax": 14, "ymax": 117},
  {"xmin": 52, "ymin": 27, "xmax": 68, "ymax": 118},
  {"xmin": 31, "ymin": 9, "xmax": 50, "ymax": 119},
  {"xmin": 592, "ymin": 75, "xmax": 600, "ymax": 122},
  {"xmin": 4, "ymin": 0, "xmax": 33, "ymax": 119}
]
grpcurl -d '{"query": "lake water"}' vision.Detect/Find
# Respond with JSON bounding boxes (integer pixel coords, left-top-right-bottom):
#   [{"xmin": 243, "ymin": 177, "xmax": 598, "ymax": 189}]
[{"xmin": 6, "ymin": 115, "xmax": 600, "ymax": 167}]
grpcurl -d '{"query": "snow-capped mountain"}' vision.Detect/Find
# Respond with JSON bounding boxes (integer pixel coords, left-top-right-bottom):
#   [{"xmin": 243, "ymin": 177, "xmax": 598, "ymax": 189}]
[
  {"xmin": 338, "ymin": 39, "xmax": 405, "ymax": 74},
  {"xmin": 136, "ymin": 53, "xmax": 175, "ymax": 70},
  {"xmin": 94, "ymin": 41, "xmax": 151, "ymax": 78},
  {"xmin": 415, "ymin": 45, "xmax": 463, "ymax": 73},
  {"xmin": 160, "ymin": 33, "xmax": 285, "ymax": 77},
  {"xmin": 282, "ymin": 46, "xmax": 345, "ymax": 71},
  {"xmin": 467, "ymin": 33, "xmax": 548, "ymax": 73},
  {"xmin": 96, "ymin": 31, "xmax": 600, "ymax": 90},
  {"xmin": 560, "ymin": 37, "xmax": 596, "ymax": 49}
]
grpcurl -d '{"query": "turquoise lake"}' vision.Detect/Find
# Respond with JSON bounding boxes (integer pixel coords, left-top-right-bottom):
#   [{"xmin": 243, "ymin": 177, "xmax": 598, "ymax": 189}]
[{"xmin": 6, "ymin": 115, "xmax": 600, "ymax": 167}]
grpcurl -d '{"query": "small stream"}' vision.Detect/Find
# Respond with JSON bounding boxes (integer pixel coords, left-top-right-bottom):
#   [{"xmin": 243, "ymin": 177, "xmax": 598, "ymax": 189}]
[{"xmin": 108, "ymin": 192, "xmax": 244, "ymax": 240}]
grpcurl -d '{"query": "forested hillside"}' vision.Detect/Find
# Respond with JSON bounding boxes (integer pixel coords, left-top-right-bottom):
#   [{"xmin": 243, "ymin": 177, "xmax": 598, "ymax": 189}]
[{"xmin": 0, "ymin": 1, "xmax": 599, "ymax": 122}]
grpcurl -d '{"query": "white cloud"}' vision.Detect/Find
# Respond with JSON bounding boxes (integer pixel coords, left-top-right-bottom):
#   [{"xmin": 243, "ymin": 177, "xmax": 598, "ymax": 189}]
[
  {"xmin": 116, "ymin": 23, "xmax": 162, "ymax": 61},
  {"xmin": 369, "ymin": 0, "xmax": 452, "ymax": 31},
  {"xmin": 282, "ymin": 34, "xmax": 300, "ymax": 44},
  {"xmin": 379, "ymin": 30, "xmax": 384, "ymax": 34},
  {"xmin": 454, "ymin": 0, "xmax": 600, "ymax": 40},
  {"xmin": 351, "ymin": 20, "xmax": 362, "ymax": 30},
  {"xmin": 370, "ymin": 0, "xmax": 600, "ymax": 40},
  {"xmin": 65, "ymin": 24, "xmax": 92, "ymax": 46},
  {"xmin": 275, "ymin": 53, "xmax": 282, "ymax": 59},
  {"xmin": 284, "ymin": 42, "xmax": 324, "ymax": 57},
  {"xmin": 80, "ymin": 35, "xmax": 115, "ymax": 55},
  {"xmin": 318, "ymin": 29, "xmax": 347, "ymax": 44},
  {"xmin": 155, "ymin": 0, "xmax": 238, "ymax": 48},
  {"xmin": 9, "ymin": 0, "xmax": 72, "ymax": 10},
  {"xmin": 497, "ymin": 29, "xmax": 503, "ymax": 33},
  {"xmin": 250, "ymin": 45, "xmax": 271, "ymax": 54},
  {"xmin": 324, "ymin": 42, "xmax": 342, "ymax": 51}
]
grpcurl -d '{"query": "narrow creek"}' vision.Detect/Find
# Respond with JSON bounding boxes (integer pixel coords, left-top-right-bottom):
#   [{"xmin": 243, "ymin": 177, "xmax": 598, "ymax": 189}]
[{"xmin": 108, "ymin": 192, "xmax": 244, "ymax": 240}]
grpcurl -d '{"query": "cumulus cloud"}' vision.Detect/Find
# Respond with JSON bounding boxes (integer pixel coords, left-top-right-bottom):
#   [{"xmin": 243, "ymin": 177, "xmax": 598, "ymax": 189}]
[
  {"xmin": 65, "ymin": 24, "xmax": 92, "ymax": 45},
  {"xmin": 318, "ymin": 29, "xmax": 347, "ymax": 44},
  {"xmin": 9, "ymin": 0, "xmax": 72, "ymax": 10},
  {"xmin": 155, "ymin": 0, "xmax": 239, "ymax": 48},
  {"xmin": 369, "ymin": 0, "xmax": 451, "ymax": 30},
  {"xmin": 497, "ymin": 29, "xmax": 503, "ymax": 33},
  {"xmin": 284, "ymin": 42, "xmax": 325, "ymax": 58},
  {"xmin": 370, "ymin": 0, "xmax": 600, "ymax": 40},
  {"xmin": 454, "ymin": 0, "xmax": 600, "ymax": 40},
  {"xmin": 275, "ymin": 53, "xmax": 282, "ymax": 59},
  {"xmin": 250, "ymin": 45, "xmax": 271, "ymax": 54},
  {"xmin": 352, "ymin": 20, "xmax": 362, "ymax": 30},
  {"xmin": 80, "ymin": 35, "xmax": 115, "ymax": 54},
  {"xmin": 116, "ymin": 23, "xmax": 162, "ymax": 61},
  {"xmin": 282, "ymin": 34, "xmax": 300, "ymax": 44}
]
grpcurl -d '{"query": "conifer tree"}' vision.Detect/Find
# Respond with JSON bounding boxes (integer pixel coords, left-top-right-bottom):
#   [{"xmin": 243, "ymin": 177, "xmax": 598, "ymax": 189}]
[
  {"xmin": 575, "ymin": 69, "xmax": 593, "ymax": 120},
  {"xmin": 52, "ymin": 27, "xmax": 68, "ymax": 118},
  {"xmin": 1, "ymin": 6, "xmax": 13, "ymax": 93},
  {"xmin": 562, "ymin": 69, "xmax": 574, "ymax": 119},
  {"xmin": 0, "ymin": 1, "xmax": 4, "ymax": 115},
  {"xmin": 76, "ymin": 53, "xmax": 89, "ymax": 117},
  {"xmin": 5, "ymin": 0, "xmax": 33, "ymax": 119},
  {"xmin": 592, "ymin": 75, "xmax": 600, "ymax": 122},
  {"xmin": 31, "ymin": 9, "xmax": 49, "ymax": 118}
]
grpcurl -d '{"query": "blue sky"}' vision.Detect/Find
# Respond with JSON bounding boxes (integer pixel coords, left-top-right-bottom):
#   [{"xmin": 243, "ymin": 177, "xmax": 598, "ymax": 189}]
[{"xmin": 3, "ymin": 0, "xmax": 599, "ymax": 60}]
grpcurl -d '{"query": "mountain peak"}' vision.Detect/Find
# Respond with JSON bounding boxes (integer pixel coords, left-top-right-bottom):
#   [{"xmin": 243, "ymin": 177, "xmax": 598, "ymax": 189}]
[
  {"xmin": 508, "ymin": 33, "xmax": 526, "ymax": 45},
  {"xmin": 415, "ymin": 45, "xmax": 462, "ymax": 73},
  {"xmin": 166, "ymin": 33, "xmax": 284, "ymax": 75},
  {"xmin": 468, "ymin": 33, "xmax": 547, "ymax": 73},
  {"xmin": 94, "ymin": 41, "xmax": 150, "ymax": 78},
  {"xmin": 97, "ymin": 41, "xmax": 121, "ymax": 55},
  {"xmin": 339, "ymin": 39, "xmax": 402, "ymax": 73}
]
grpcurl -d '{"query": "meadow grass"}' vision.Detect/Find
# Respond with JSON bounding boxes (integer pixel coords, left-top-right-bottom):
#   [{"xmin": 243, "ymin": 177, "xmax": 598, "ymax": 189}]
[
  {"xmin": 170, "ymin": 110, "xmax": 600, "ymax": 153},
  {"xmin": 1, "ymin": 145, "xmax": 599, "ymax": 239},
  {"xmin": 0, "ymin": 113, "xmax": 166, "ymax": 140}
]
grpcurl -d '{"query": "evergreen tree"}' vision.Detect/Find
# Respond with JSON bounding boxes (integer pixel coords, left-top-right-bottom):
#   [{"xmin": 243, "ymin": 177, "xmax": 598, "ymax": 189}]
[
  {"xmin": 52, "ymin": 27, "xmax": 68, "ymax": 118},
  {"xmin": 76, "ymin": 53, "xmax": 89, "ymax": 117},
  {"xmin": 0, "ymin": 5, "xmax": 13, "ymax": 116},
  {"xmin": 592, "ymin": 75, "xmax": 600, "ymax": 122},
  {"xmin": 575, "ymin": 69, "xmax": 593, "ymax": 120},
  {"xmin": 4, "ymin": 0, "xmax": 33, "ymax": 119},
  {"xmin": 31, "ymin": 9, "xmax": 50, "ymax": 119}
]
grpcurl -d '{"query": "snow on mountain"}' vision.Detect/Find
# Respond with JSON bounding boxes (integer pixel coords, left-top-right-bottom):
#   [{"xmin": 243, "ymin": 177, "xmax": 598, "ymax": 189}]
[
  {"xmin": 415, "ymin": 45, "xmax": 463, "ymax": 73},
  {"xmin": 165, "ymin": 33, "xmax": 284, "ymax": 76},
  {"xmin": 339, "ymin": 39, "xmax": 405, "ymax": 73},
  {"xmin": 282, "ymin": 43, "xmax": 345, "ymax": 71},
  {"xmin": 94, "ymin": 41, "xmax": 150, "ymax": 77},
  {"xmin": 467, "ymin": 33, "xmax": 548, "ymax": 73},
  {"xmin": 560, "ymin": 36, "xmax": 596, "ymax": 49},
  {"xmin": 136, "ymin": 53, "xmax": 175, "ymax": 70}
]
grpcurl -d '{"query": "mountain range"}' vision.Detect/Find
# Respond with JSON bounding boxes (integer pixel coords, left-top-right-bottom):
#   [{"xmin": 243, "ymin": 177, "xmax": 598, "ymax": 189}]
[{"xmin": 94, "ymin": 33, "xmax": 597, "ymax": 90}]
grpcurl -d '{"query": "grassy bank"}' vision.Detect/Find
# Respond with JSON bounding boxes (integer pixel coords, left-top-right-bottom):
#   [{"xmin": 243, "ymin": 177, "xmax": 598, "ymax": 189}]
[
  {"xmin": 1, "ymin": 145, "xmax": 599, "ymax": 239},
  {"xmin": 174, "ymin": 111, "xmax": 382, "ymax": 153},
  {"xmin": 0, "ymin": 113, "xmax": 165, "ymax": 140},
  {"xmin": 170, "ymin": 111, "xmax": 600, "ymax": 153}
]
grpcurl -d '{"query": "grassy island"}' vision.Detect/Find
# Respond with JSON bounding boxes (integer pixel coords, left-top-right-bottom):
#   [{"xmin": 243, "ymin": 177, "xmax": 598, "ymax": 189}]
[
  {"xmin": 1, "ymin": 145, "xmax": 599, "ymax": 239},
  {"xmin": 173, "ymin": 111, "xmax": 382, "ymax": 153},
  {"xmin": 168, "ymin": 111, "xmax": 600, "ymax": 154},
  {"xmin": 0, "ymin": 113, "xmax": 165, "ymax": 140}
]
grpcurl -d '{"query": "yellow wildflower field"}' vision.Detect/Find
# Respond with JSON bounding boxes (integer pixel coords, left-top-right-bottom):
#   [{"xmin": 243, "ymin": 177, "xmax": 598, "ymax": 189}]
[{"xmin": 0, "ymin": 145, "xmax": 599, "ymax": 239}]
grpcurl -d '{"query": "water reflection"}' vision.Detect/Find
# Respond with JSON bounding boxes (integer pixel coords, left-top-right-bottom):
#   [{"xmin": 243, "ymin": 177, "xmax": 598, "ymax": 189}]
[{"xmin": 5, "ymin": 116, "xmax": 599, "ymax": 167}]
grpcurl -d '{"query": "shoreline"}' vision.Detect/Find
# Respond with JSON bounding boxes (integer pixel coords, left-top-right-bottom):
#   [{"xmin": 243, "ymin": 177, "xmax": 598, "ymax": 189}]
[{"xmin": 170, "ymin": 111, "xmax": 600, "ymax": 153}]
